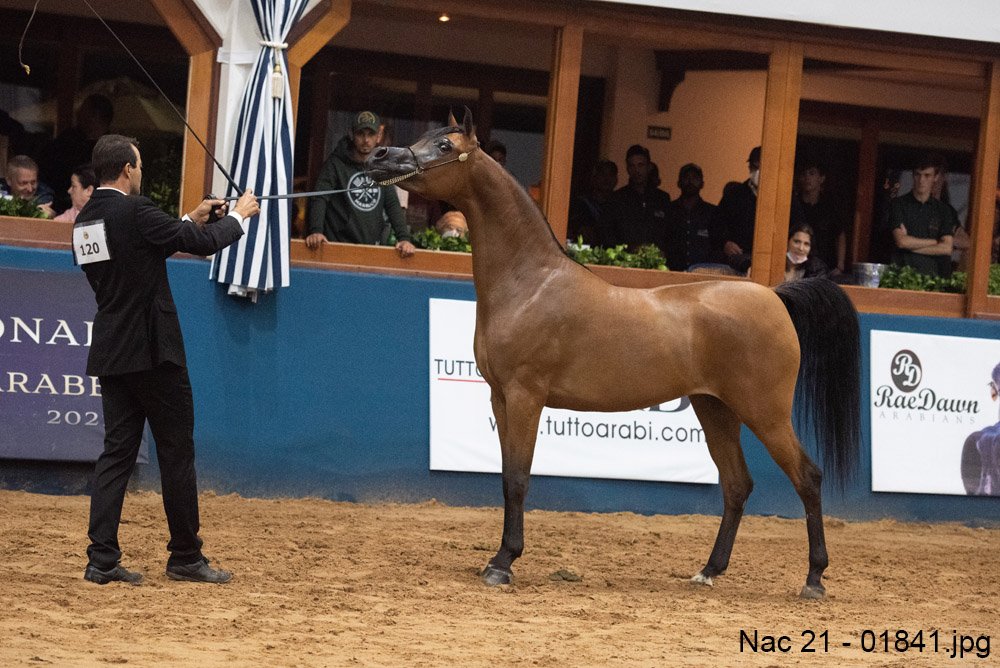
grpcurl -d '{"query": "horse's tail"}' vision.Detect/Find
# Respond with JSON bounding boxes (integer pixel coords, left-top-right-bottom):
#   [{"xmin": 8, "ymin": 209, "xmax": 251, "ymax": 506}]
[{"xmin": 773, "ymin": 277, "xmax": 861, "ymax": 487}]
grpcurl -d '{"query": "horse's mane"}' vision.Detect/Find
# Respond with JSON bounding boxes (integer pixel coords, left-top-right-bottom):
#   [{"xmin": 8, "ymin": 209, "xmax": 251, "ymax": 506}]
[{"xmin": 470, "ymin": 144, "xmax": 571, "ymax": 260}]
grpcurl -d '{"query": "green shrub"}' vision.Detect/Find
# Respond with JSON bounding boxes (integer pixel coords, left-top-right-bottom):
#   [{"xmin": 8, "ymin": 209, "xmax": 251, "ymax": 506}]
[
  {"xmin": 411, "ymin": 231, "xmax": 672, "ymax": 271},
  {"xmin": 412, "ymin": 228, "xmax": 472, "ymax": 253},
  {"xmin": 878, "ymin": 264, "xmax": 971, "ymax": 293},
  {"xmin": 0, "ymin": 197, "xmax": 47, "ymax": 218},
  {"xmin": 566, "ymin": 238, "xmax": 669, "ymax": 271}
]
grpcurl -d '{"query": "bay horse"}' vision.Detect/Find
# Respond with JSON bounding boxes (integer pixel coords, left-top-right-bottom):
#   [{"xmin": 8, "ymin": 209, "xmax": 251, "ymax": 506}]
[{"xmin": 366, "ymin": 109, "xmax": 860, "ymax": 599}]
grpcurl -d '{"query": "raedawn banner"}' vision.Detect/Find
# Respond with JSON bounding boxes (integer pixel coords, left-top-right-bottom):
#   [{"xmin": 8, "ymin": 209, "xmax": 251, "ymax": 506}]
[
  {"xmin": 429, "ymin": 298, "xmax": 718, "ymax": 484},
  {"xmin": 871, "ymin": 329, "xmax": 1000, "ymax": 496}
]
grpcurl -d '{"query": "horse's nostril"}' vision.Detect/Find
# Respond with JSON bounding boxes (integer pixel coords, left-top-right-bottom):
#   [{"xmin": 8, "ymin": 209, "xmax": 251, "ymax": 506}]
[{"xmin": 373, "ymin": 147, "xmax": 388, "ymax": 159}]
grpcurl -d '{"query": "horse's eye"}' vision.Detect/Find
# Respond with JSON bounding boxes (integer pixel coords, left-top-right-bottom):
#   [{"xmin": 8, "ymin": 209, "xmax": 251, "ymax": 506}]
[{"xmin": 436, "ymin": 139, "xmax": 453, "ymax": 152}]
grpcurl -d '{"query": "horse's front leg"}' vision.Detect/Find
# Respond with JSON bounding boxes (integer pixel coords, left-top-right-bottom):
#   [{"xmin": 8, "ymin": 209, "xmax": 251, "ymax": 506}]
[{"xmin": 481, "ymin": 384, "xmax": 544, "ymax": 586}]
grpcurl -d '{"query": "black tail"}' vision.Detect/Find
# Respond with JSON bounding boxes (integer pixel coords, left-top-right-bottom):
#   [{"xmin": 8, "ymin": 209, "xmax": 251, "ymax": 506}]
[{"xmin": 773, "ymin": 278, "xmax": 861, "ymax": 487}]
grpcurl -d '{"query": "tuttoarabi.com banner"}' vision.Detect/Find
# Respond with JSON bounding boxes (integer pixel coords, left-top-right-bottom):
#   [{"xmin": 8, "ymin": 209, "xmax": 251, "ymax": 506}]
[
  {"xmin": 870, "ymin": 330, "xmax": 1000, "ymax": 496},
  {"xmin": 428, "ymin": 298, "xmax": 718, "ymax": 484}
]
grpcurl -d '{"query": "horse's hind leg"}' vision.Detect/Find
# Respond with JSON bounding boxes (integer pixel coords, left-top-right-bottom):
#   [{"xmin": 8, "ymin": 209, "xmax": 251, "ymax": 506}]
[
  {"xmin": 481, "ymin": 384, "xmax": 544, "ymax": 586},
  {"xmin": 748, "ymin": 417, "xmax": 828, "ymax": 599},
  {"xmin": 689, "ymin": 394, "xmax": 753, "ymax": 587}
]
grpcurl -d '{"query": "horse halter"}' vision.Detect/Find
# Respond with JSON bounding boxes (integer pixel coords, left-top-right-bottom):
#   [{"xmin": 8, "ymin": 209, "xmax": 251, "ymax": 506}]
[{"xmin": 377, "ymin": 143, "xmax": 479, "ymax": 187}]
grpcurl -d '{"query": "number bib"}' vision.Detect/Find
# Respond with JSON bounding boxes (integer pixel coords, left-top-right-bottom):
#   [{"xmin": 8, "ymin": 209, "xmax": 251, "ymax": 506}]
[{"xmin": 72, "ymin": 219, "xmax": 112, "ymax": 265}]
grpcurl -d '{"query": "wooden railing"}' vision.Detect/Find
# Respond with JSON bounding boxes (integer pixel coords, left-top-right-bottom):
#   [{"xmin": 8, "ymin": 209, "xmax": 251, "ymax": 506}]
[{"xmin": 3, "ymin": 214, "xmax": 998, "ymax": 319}]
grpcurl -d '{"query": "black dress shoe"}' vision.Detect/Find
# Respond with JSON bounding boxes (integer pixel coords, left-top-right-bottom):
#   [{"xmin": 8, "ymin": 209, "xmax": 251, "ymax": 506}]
[
  {"xmin": 84, "ymin": 563, "xmax": 143, "ymax": 585},
  {"xmin": 165, "ymin": 558, "xmax": 232, "ymax": 584}
]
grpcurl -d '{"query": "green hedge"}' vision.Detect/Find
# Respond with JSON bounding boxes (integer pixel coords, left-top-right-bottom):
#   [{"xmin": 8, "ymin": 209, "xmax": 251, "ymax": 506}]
[
  {"xmin": 412, "ymin": 231, "xmax": 670, "ymax": 271},
  {"xmin": 879, "ymin": 264, "xmax": 1000, "ymax": 295},
  {"xmin": 0, "ymin": 197, "xmax": 47, "ymax": 218}
]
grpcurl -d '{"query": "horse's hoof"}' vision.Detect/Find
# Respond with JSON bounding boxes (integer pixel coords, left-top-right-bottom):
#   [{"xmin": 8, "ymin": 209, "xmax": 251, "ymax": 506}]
[
  {"xmin": 690, "ymin": 573, "xmax": 714, "ymax": 587},
  {"xmin": 799, "ymin": 584, "xmax": 826, "ymax": 600},
  {"xmin": 481, "ymin": 564, "xmax": 513, "ymax": 586}
]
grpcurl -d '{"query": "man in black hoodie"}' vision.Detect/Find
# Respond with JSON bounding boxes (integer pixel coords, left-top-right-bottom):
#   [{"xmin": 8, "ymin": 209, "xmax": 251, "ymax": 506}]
[{"xmin": 306, "ymin": 111, "xmax": 415, "ymax": 257}]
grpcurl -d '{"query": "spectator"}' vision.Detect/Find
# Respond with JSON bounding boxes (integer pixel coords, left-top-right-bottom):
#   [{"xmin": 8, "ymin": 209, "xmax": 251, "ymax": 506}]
[
  {"xmin": 485, "ymin": 140, "xmax": 508, "ymax": 168},
  {"xmin": 605, "ymin": 144, "xmax": 671, "ymax": 252},
  {"xmin": 793, "ymin": 159, "xmax": 846, "ymax": 274},
  {"xmin": 306, "ymin": 111, "xmax": 415, "ymax": 258},
  {"xmin": 715, "ymin": 146, "xmax": 761, "ymax": 275},
  {"xmin": 870, "ymin": 167, "xmax": 903, "ymax": 264},
  {"xmin": 567, "ymin": 159, "xmax": 617, "ymax": 246},
  {"xmin": 665, "ymin": 163, "xmax": 719, "ymax": 271},
  {"xmin": 39, "ymin": 94, "xmax": 113, "ymax": 212},
  {"xmin": 54, "ymin": 165, "xmax": 96, "ymax": 223},
  {"xmin": 890, "ymin": 155, "xmax": 956, "ymax": 277},
  {"xmin": 784, "ymin": 223, "xmax": 828, "ymax": 282},
  {"xmin": 0, "ymin": 155, "xmax": 56, "ymax": 218},
  {"xmin": 435, "ymin": 210, "xmax": 469, "ymax": 238},
  {"xmin": 928, "ymin": 153, "xmax": 969, "ymax": 271}
]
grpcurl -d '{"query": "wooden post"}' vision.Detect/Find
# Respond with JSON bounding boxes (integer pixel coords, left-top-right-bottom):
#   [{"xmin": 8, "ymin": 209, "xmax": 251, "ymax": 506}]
[
  {"xmin": 757, "ymin": 41, "xmax": 803, "ymax": 286},
  {"xmin": 148, "ymin": 0, "xmax": 222, "ymax": 214},
  {"xmin": 540, "ymin": 23, "xmax": 583, "ymax": 245},
  {"xmin": 966, "ymin": 61, "xmax": 1000, "ymax": 318},
  {"xmin": 852, "ymin": 119, "xmax": 880, "ymax": 266},
  {"xmin": 287, "ymin": 0, "xmax": 352, "ymax": 126}
]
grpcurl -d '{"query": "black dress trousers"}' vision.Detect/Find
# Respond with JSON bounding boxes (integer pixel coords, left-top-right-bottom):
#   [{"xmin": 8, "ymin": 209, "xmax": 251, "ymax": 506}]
[{"xmin": 86, "ymin": 362, "xmax": 204, "ymax": 569}]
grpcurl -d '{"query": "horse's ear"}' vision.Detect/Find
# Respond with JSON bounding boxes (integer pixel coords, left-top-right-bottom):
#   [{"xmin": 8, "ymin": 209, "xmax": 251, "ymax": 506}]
[
  {"xmin": 447, "ymin": 108, "xmax": 458, "ymax": 128},
  {"xmin": 461, "ymin": 105, "xmax": 476, "ymax": 139}
]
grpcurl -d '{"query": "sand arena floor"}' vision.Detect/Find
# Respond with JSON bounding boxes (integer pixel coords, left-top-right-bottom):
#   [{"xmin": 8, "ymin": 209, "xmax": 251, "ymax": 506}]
[{"xmin": 0, "ymin": 489, "xmax": 996, "ymax": 667}]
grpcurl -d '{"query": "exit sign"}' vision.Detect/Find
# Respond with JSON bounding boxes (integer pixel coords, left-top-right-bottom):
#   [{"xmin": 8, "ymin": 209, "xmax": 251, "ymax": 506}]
[{"xmin": 647, "ymin": 126, "xmax": 672, "ymax": 140}]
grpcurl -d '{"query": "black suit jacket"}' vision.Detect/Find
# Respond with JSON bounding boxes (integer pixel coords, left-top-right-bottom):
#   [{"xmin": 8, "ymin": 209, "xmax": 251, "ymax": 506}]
[{"xmin": 79, "ymin": 189, "xmax": 244, "ymax": 377}]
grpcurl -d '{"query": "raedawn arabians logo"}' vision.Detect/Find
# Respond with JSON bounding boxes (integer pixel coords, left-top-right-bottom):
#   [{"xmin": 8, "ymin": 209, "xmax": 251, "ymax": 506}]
[
  {"xmin": 890, "ymin": 349, "xmax": 922, "ymax": 392},
  {"xmin": 348, "ymin": 172, "xmax": 380, "ymax": 212},
  {"xmin": 873, "ymin": 349, "xmax": 979, "ymax": 421}
]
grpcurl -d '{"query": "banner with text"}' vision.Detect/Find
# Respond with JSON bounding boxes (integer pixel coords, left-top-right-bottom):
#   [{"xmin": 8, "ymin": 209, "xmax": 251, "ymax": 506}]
[
  {"xmin": 428, "ymin": 298, "xmax": 718, "ymax": 484},
  {"xmin": 870, "ymin": 329, "xmax": 999, "ymax": 496},
  {"xmin": 0, "ymin": 267, "xmax": 144, "ymax": 462}
]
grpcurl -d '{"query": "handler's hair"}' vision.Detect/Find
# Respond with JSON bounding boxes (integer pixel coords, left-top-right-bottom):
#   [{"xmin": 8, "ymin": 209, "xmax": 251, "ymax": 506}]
[{"xmin": 92, "ymin": 134, "xmax": 138, "ymax": 184}]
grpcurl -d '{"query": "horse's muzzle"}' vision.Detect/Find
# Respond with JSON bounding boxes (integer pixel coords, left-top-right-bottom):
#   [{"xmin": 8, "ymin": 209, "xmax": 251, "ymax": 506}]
[{"xmin": 365, "ymin": 146, "xmax": 419, "ymax": 185}]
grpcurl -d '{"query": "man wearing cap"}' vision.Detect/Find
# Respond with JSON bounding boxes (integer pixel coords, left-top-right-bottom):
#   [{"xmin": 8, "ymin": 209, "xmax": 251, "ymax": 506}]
[
  {"xmin": 665, "ymin": 163, "xmax": 719, "ymax": 270},
  {"xmin": 715, "ymin": 146, "xmax": 761, "ymax": 274},
  {"xmin": 306, "ymin": 111, "xmax": 415, "ymax": 257}
]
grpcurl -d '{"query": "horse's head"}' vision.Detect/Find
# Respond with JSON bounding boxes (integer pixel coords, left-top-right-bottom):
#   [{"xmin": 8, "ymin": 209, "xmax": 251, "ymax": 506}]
[{"xmin": 365, "ymin": 107, "xmax": 479, "ymax": 200}]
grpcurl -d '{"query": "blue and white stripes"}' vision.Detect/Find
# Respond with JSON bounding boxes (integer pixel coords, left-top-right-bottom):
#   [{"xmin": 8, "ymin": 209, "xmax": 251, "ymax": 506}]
[{"xmin": 210, "ymin": 0, "xmax": 308, "ymax": 297}]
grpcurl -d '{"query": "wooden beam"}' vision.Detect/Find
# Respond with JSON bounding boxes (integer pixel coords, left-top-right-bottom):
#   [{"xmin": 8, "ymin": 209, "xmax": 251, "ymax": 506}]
[
  {"xmin": 804, "ymin": 43, "xmax": 983, "ymax": 79},
  {"xmin": 146, "ymin": 0, "xmax": 222, "ymax": 214},
  {"xmin": 147, "ymin": 0, "xmax": 221, "ymax": 54},
  {"xmin": 965, "ymin": 61, "xmax": 1000, "ymax": 318},
  {"xmin": 539, "ymin": 23, "xmax": 583, "ymax": 245},
  {"xmin": 754, "ymin": 41, "xmax": 802, "ymax": 285},
  {"xmin": 178, "ymin": 50, "xmax": 218, "ymax": 214},
  {"xmin": 288, "ymin": 0, "xmax": 351, "ymax": 69},
  {"xmin": 852, "ymin": 119, "xmax": 880, "ymax": 264}
]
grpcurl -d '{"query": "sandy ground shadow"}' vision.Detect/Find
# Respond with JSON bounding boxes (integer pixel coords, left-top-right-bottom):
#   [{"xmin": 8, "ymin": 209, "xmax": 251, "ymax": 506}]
[{"xmin": 0, "ymin": 489, "xmax": 996, "ymax": 666}]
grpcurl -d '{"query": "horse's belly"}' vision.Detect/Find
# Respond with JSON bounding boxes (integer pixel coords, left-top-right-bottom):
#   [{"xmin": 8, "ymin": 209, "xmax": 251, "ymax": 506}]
[{"xmin": 546, "ymin": 370, "xmax": 692, "ymax": 413}]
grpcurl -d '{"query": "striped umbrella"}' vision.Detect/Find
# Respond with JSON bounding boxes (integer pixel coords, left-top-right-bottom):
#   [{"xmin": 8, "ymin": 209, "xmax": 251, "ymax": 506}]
[{"xmin": 210, "ymin": 0, "xmax": 308, "ymax": 299}]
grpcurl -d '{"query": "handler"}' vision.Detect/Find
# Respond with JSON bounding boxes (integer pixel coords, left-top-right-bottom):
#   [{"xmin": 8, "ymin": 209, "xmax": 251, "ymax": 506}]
[{"xmin": 78, "ymin": 134, "xmax": 259, "ymax": 585}]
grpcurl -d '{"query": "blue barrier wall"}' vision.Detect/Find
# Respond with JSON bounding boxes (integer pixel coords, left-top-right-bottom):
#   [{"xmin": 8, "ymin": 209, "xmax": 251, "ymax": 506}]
[{"xmin": 2, "ymin": 245, "xmax": 998, "ymax": 525}]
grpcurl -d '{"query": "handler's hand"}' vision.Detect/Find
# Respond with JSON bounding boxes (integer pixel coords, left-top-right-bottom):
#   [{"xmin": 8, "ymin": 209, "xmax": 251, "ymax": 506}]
[
  {"xmin": 189, "ymin": 197, "xmax": 226, "ymax": 225},
  {"xmin": 396, "ymin": 239, "xmax": 416, "ymax": 258},
  {"xmin": 305, "ymin": 232, "xmax": 326, "ymax": 250},
  {"xmin": 233, "ymin": 189, "xmax": 260, "ymax": 220}
]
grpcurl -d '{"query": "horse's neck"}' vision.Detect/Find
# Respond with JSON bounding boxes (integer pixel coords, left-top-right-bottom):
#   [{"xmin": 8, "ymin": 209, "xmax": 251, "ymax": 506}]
[{"xmin": 452, "ymin": 159, "xmax": 568, "ymax": 300}]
